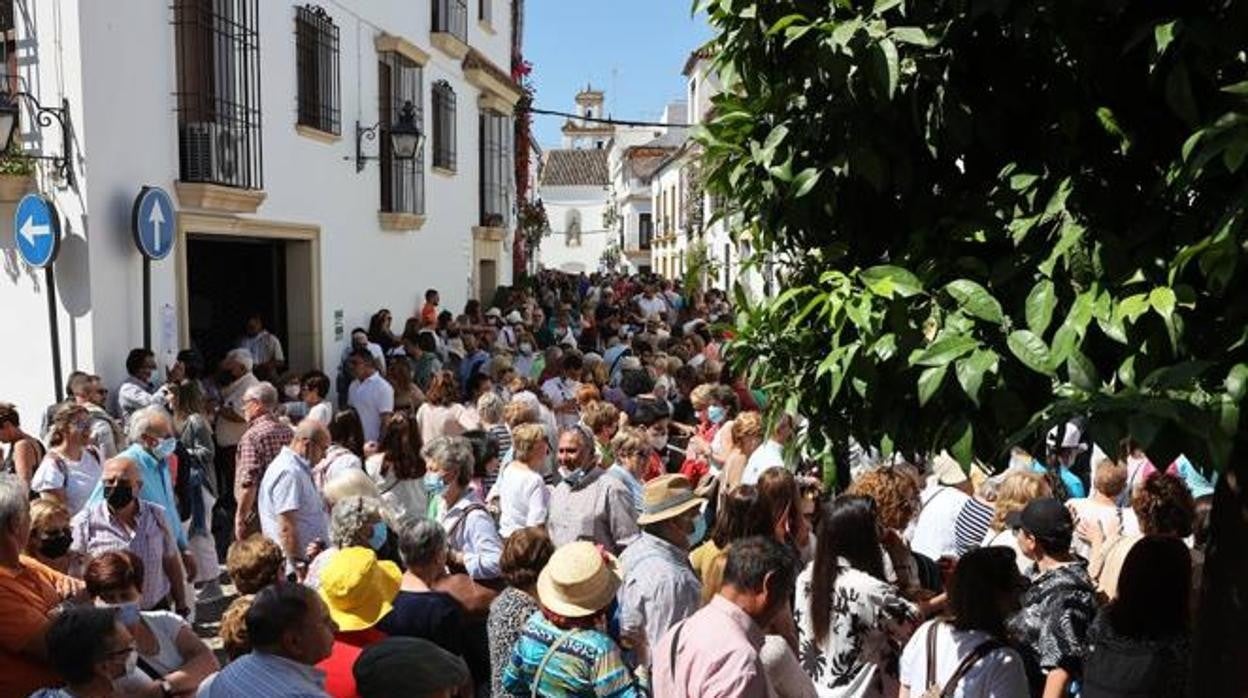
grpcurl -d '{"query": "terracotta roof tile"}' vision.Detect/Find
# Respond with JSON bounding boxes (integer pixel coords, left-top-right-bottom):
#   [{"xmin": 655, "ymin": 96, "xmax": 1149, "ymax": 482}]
[{"xmin": 540, "ymin": 149, "xmax": 609, "ymax": 187}]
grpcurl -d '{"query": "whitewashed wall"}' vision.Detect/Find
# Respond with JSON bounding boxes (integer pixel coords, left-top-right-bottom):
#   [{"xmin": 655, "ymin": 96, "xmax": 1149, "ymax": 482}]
[
  {"xmin": 538, "ymin": 184, "xmax": 609, "ymax": 274},
  {"xmin": 0, "ymin": 0, "xmax": 515, "ymax": 421}
]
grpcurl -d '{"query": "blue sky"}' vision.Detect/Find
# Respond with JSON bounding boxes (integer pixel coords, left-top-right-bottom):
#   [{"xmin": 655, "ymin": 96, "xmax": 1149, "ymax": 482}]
[{"xmin": 524, "ymin": 0, "xmax": 713, "ymax": 149}]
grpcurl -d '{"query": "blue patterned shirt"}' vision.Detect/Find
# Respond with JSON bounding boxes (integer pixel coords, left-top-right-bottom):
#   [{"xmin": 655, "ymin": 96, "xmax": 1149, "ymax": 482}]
[{"xmin": 502, "ymin": 611, "xmax": 643, "ymax": 697}]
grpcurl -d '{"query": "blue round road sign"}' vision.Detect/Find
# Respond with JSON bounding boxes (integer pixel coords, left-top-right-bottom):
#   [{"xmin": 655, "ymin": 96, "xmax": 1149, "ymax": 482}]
[
  {"xmin": 132, "ymin": 186, "xmax": 176, "ymax": 261},
  {"xmin": 13, "ymin": 193, "xmax": 60, "ymax": 268}
]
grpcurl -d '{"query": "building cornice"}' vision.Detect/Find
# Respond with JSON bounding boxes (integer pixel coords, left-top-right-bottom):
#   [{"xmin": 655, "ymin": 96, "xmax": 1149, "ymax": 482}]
[
  {"xmin": 374, "ymin": 33, "xmax": 430, "ymax": 66},
  {"xmin": 463, "ymin": 49, "xmax": 524, "ymax": 108},
  {"xmin": 175, "ymin": 182, "xmax": 266, "ymax": 214}
]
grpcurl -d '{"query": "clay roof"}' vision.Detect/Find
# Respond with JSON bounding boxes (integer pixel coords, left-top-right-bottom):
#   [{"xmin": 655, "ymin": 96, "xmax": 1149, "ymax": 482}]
[
  {"xmin": 540, "ymin": 149, "xmax": 610, "ymax": 187},
  {"xmin": 682, "ymin": 42, "xmax": 715, "ymax": 77}
]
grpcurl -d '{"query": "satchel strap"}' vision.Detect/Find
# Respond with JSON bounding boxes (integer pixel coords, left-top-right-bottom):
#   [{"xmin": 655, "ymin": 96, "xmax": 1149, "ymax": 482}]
[
  {"xmin": 532, "ymin": 627, "xmax": 577, "ymax": 698},
  {"xmin": 940, "ymin": 638, "xmax": 1006, "ymax": 697},
  {"xmin": 924, "ymin": 621, "xmax": 940, "ymax": 689}
]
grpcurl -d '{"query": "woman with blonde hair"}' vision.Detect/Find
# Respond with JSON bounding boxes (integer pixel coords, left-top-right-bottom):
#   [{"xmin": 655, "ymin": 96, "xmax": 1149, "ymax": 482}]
[
  {"xmin": 495, "ymin": 423, "xmax": 551, "ymax": 537},
  {"xmin": 720, "ymin": 411, "xmax": 765, "ymax": 499},
  {"xmin": 30, "ymin": 403, "xmax": 101, "ymax": 516},
  {"xmin": 26, "ymin": 498, "xmax": 77, "ymax": 573},
  {"xmin": 982, "ymin": 469, "xmax": 1052, "ymax": 576}
]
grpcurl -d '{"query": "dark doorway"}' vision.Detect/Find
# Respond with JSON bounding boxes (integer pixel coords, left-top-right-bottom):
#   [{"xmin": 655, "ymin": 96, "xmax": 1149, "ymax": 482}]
[{"xmin": 186, "ymin": 235, "xmax": 288, "ymax": 370}]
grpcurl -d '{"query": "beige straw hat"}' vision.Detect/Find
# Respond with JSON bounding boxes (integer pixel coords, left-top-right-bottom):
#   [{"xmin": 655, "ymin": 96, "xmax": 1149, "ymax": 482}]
[
  {"xmin": 636, "ymin": 474, "xmax": 706, "ymax": 526},
  {"xmin": 536, "ymin": 541, "xmax": 621, "ymax": 618}
]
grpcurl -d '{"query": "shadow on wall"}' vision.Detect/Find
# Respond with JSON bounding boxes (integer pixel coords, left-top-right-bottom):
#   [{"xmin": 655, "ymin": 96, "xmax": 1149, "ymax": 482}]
[{"xmin": 54, "ymin": 229, "xmax": 91, "ymax": 317}]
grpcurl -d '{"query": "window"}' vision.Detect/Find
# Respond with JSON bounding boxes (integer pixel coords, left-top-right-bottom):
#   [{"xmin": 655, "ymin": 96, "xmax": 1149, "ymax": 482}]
[
  {"xmin": 638, "ymin": 213, "xmax": 653, "ymax": 250},
  {"xmin": 433, "ymin": 0, "xmax": 468, "ymax": 43},
  {"xmin": 566, "ymin": 210, "xmax": 582, "ymax": 247},
  {"xmin": 479, "ymin": 0, "xmax": 492, "ymax": 24},
  {"xmin": 0, "ymin": 1, "xmax": 16, "ymax": 95},
  {"xmin": 379, "ymin": 51, "xmax": 424, "ymax": 214},
  {"xmin": 174, "ymin": 0, "xmax": 263, "ymax": 189},
  {"xmin": 295, "ymin": 5, "xmax": 340, "ymax": 135},
  {"xmin": 479, "ymin": 109, "xmax": 511, "ymax": 227},
  {"xmin": 431, "ymin": 80, "xmax": 456, "ymax": 171}
]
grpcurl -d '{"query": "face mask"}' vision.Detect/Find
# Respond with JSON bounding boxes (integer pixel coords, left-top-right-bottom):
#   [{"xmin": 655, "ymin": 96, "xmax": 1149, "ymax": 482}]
[
  {"xmin": 423, "ymin": 473, "xmax": 448, "ymax": 497},
  {"xmin": 104, "ymin": 482, "xmax": 135, "ymax": 510},
  {"xmin": 39, "ymin": 531, "xmax": 73, "ymax": 559},
  {"xmin": 369, "ymin": 521, "xmax": 388, "ymax": 550},
  {"xmin": 519, "ymin": 342, "xmax": 533, "ymax": 355},
  {"xmin": 562, "ymin": 468, "xmax": 589, "ymax": 488},
  {"xmin": 151, "ymin": 436, "xmax": 178, "ymax": 460},
  {"xmin": 124, "ymin": 648, "xmax": 138, "ymax": 675},
  {"xmin": 707, "ymin": 405, "xmax": 727, "ymax": 425},
  {"xmin": 650, "ymin": 434, "xmax": 668, "ymax": 451},
  {"xmin": 284, "ymin": 384, "xmax": 301, "ymax": 400},
  {"xmin": 103, "ymin": 600, "xmax": 142, "ymax": 627},
  {"xmin": 688, "ymin": 514, "xmax": 708, "ymax": 548}
]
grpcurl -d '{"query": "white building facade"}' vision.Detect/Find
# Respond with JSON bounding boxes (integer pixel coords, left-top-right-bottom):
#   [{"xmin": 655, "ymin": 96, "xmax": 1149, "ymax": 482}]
[
  {"xmin": 537, "ymin": 150, "xmax": 610, "ymax": 275},
  {"xmin": 0, "ymin": 0, "xmax": 523, "ymax": 421}
]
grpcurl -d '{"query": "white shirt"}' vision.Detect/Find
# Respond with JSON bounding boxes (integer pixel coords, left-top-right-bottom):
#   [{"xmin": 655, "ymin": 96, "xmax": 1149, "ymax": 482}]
[
  {"xmin": 114, "ymin": 611, "xmax": 193, "ymax": 695},
  {"xmin": 496, "ymin": 463, "xmax": 550, "ymax": 537},
  {"xmin": 365, "ymin": 453, "xmax": 428, "ymax": 527},
  {"xmin": 911, "ymin": 483, "xmax": 972, "ymax": 561},
  {"xmin": 637, "ymin": 295, "xmax": 667, "ymax": 320},
  {"xmin": 31, "ymin": 448, "xmax": 103, "ymax": 515},
  {"xmin": 899, "ymin": 619, "xmax": 1029, "ymax": 697},
  {"xmin": 1068, "ymin": 497, "xmax": 1140, "ymax": 559},
  {"xmin": 541, "ymin": 376, "xmax": 582, "ymax": 428},
  {"xmin": 740, "ymin": 439, "xmax": 787, "ymax": 485},
  {"xmin": 241, "ymin": 330, "xmax": 285, "ymax": 366},
  {"xmin": 258, "ymin": 447, "xmax": 330, "ymax": 559},
  {"xmin": 306, "ymin": 401, "xmax": 333, "ymax": 427},
  {"xmin": 348, "ymin": 371, "xmax": 394, "ymax": 443}
]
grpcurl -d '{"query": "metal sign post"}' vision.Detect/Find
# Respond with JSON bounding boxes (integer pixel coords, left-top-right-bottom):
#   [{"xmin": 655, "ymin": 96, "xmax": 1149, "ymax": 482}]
[
  {"xmin": 131, "ymin": 186, "xmax": 176, "ymax": 350},
  {"xmin": 14, "ymin": 193, "xmax": 63, "ymax": 400}
]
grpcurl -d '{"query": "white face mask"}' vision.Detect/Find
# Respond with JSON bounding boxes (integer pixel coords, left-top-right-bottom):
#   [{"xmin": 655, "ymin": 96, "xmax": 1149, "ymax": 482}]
[
  {"xmin": 284, "ymin": 384, "xmax": 301, "ymax": 400},
  {"xmin": 650, "ymin": 433, "xmax": 668, "ymax": 451}
]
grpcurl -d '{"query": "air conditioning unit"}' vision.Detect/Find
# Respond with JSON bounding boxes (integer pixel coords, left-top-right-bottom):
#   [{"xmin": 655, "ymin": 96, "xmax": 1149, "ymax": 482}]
[{"xmin": 180, "ymin": 121, "xmax": 240, "ymax": 184}]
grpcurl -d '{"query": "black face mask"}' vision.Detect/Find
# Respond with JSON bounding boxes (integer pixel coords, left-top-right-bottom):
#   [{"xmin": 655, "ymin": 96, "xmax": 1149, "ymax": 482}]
[
  {"xmin": 104, "ymin": 482, "xmax": 134, "ymax": 510},
  {"xmin": 38, "ymin": 531, "xmax": 73, "ymax": 558}
]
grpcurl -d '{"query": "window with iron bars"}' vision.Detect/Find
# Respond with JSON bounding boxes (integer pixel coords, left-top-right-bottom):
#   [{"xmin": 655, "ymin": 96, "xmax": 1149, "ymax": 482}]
[
  {"xmin": 295, "ymin": 5, "xmax": 340, "ymax": 135},
  {"xmin": 173, "ymin": 0, "xmax": 263, "ymax": 190},
  {"xmin": 431, "ymin": 80, "xmax": 456, "ymax": 171},
  {"xmin": 479, "ymin": 109, "xmax": 511, "ymax": 227},
  {"xmin": 379, "ymin": 52, "xmax": 424, "ymax": 215},
  {"xmin": 433, "ymin": 0, "xmax": 468, "ymax": 43},
  {"xmin": 479, "ymin": 0, "xmax": 492, "ymax": 25},
  {"xmin": 638, "ymin": 213, "xmax": 653, "ymax": 250}
]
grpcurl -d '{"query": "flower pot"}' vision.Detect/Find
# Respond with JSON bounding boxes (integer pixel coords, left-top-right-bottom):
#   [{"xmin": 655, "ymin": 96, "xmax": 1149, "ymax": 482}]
[{"xmin": 0, "ymin": 173, "xmax": 35, "ymax": 202}]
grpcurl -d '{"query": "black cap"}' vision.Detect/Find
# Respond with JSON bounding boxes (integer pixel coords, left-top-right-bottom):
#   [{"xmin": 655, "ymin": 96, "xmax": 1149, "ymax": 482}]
[
  {"xmin": 1005, "ymin": 497, "xmax": 1073, "ymax": 540},
  {"xmin": 353, "ymin": 637, "xmax": 470, "ymax": 697}
]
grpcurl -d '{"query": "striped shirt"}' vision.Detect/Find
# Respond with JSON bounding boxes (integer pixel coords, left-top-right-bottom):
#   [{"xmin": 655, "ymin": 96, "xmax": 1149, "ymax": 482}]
[
  {"xmin": 70, "ymin": 499, "xmax": 177, "ymax": 609},
  {"xmin": 502, "ymin": 612, "xmax": 643, "ymax": 698},
  {"xmin": 954, "ymin": 497, "xmax": 995, "ymax": 556},
  {"xmin": 197, "ymin": 650, "xmax": 328, "ymax": 697}
]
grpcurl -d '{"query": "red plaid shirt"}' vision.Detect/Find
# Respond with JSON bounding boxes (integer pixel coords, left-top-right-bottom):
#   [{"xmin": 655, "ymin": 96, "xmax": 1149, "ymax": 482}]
[{"xmin": 234, "ymin": 413, "xmax": 294, "ymax": 498}]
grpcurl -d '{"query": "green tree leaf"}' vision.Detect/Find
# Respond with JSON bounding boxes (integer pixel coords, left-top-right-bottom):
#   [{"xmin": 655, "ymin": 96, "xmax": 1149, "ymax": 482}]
[
  {"xmin": 1008, "ymin": 330, "xmax": 1055, "ymax": 375},
  {"xmin": 1067, "ymin": 349, "xmax": 1100, "ymax": 391},
  {"xmin": 861, "ymin": 265, "xmax": 923, "ymax": 298},
  {"xmin": 1154, "ymin": 21, "xmax": 1177, "ymax": 59},
  {"xmin": 1025, "ymin": 280, "xmax": 1057, "ymax": 336},
  {"xmin": 870, "ymin": 38, "xmax": 900, "ymax": 100},
  {"xmin": 913, "ymin": 334, "xmax": 978, "ymax": 367},
  {"xmin": 1225, "ymin": 364, "xmax": 1248, "ymax": 403},
  {"xmin": 955, "ymin": 349, "xmax": 998, "ymax": 406},
  {"xmin": 945, "ymin": 279, "xmax": 1004, "ymax": 325},
  {"xmin": 1150, "ymin": 286, "xmax": 1177, "ymax": 320},
  {"xmin": 792, "ymin": 168, "xmax": 821, "ymax": 198},
  {"xmin": 1119, "ymin": 294, "xmax": 1151, "ymax": 324},
  {"xmin": 918, "ymin": 364, "xmax": 947, "ymax": 406}
]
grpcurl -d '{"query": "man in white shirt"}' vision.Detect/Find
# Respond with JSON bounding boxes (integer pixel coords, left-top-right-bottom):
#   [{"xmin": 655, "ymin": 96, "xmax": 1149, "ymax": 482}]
[
  {"xmin": 741, "ymin": 414, "xmax": 795, "ymax": 485},
  {"xmin": 540, "ymin": 354, "xmax": 583, "ymax": 429},
  {"xmin": 240, "ymin": 314, "xmax": 285, "ymax": 381},
  {"xmin": 635, "ymin": 285, "xmax": 668, "ymax": 322},
  {"xmin": 258, "ymin": 420, "xmax": 331, "ymax": 576},
  {"xmin": 347, "ymin": 347, "xmax": 394, "ymax": 443},
  {"xmin": 910, "ymin": 451, "xmax": 974, "ymax": 561}
]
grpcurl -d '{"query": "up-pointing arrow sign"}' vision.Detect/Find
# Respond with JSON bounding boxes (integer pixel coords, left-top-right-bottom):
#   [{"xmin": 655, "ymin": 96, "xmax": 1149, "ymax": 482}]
[
  {"xmin": 131, "ymin": 186, "xmax": 176, "ymax": 261},
  {"xmin": 13, "ymin": 193, "xmax": 60, "ymax": 268}
]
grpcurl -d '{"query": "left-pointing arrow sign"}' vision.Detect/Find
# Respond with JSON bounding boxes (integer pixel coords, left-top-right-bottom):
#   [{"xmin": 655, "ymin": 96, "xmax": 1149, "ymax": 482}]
[{"xmin": 19, "ymin": 215, "xmax": 50, "ymax": 246}]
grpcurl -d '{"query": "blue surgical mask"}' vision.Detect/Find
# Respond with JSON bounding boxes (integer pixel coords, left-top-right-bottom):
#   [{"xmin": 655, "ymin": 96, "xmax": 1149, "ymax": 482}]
[
  {"xmin": 707, "ymin": 405, "xmax": 727, "ymax": 425},
  {"xmin": 689, "ymin": 514, "xmax": 708, "ymax": 548},
  {"xmin": 562, "ymin": 468, "xmax": 589, "ymax": 488},
  {"xmin": 369, "ymin": 521, "xmax": 388, "ymax": 550},
  {"xmin": 104, "ymin": 600, "xmax": 141, "ymax": 627},
  {"xmin": 152, "ymin": 436, "xmax": 178, "ymax": 460},
  {"xmin": 423, "ymin": 473, "xmax": 447, "ymax": 496}
]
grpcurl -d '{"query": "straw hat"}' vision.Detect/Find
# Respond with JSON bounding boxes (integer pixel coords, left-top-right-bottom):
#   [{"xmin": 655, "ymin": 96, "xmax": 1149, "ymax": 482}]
[
  {"xmin": 318, "ymin": 547, "xmax": 401, "ymax": 631},
  {"xmin": 505, "ymin": 310, "xmax": 524, "ymax": 325},
  {"xmin": 536, "ymin": 541, "xmax": 621, "ymax": 618},
  {"xmin": 636, "ymin": 474, "xmax": 706, "ymax": 526}
]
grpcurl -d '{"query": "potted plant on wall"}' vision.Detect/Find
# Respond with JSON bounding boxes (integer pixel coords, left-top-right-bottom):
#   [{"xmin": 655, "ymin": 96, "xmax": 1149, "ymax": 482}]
[{"xmin": 0, "ymin": 140, "xmax": 34, "ymax": 202}]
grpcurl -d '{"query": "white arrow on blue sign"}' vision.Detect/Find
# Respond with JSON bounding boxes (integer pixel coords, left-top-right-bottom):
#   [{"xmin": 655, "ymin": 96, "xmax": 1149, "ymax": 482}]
[
  {"xmin": 131, "ymin": 186, "xmax": 176, "ymax": 261},
  {"xmin": 13, "ymin": 193, "xmax": 60, "ymax": 268}
]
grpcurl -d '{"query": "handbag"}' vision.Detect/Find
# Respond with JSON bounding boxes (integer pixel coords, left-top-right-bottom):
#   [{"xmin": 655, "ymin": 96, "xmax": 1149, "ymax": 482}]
[{"xmin": 919, "ymin": 621, "xmax": 1006, "ymax": 698}]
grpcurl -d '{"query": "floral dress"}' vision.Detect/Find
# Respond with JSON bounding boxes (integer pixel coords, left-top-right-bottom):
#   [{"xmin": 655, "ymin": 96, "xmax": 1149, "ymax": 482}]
[{"xmin": 794, "ymin": 557, "xmax": 919, "ymax": 697}]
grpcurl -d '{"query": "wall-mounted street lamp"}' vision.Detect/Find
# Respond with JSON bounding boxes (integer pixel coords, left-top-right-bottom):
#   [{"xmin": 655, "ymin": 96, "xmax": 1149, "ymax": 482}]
[
  {"xmin": 0, "ymin": 88, "xmax": 74, "ymax": 188},
  {"xmin": 355, "ymin": 100, "xmax": 425, "ymax": 172}
]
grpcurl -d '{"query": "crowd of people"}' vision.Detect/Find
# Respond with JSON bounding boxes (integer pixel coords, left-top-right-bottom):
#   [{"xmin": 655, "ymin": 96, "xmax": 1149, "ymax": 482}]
[{"xmin": 0, "ymin": 269, "xmax": 1214, "ymax": 697}]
